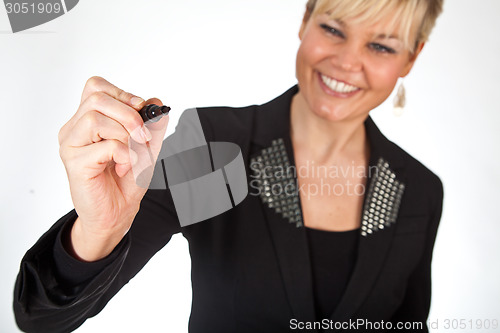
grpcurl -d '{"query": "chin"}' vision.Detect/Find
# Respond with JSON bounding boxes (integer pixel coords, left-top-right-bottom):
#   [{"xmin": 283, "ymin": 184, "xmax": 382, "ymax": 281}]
[{"xmin": 311, "ymin": 102, "xmax": 352, "ymax": 122}]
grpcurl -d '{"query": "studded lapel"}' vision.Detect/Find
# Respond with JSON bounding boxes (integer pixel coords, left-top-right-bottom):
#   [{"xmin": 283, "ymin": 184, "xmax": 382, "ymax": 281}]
[
  {"xmin": 250, "ymin": 138, "xmax": 304, "ymax": 228},
  {"xmin": 249, "ymin": 86, "xmax": 408, "ymax": 324},
  {"xmin": 330, "ymin": 121, "xmax": 407, "ymax": 322}
]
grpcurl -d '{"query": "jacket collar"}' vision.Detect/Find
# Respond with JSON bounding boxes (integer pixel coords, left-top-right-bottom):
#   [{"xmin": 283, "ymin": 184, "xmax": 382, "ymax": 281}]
[
  {"xmin": 250, "ymin": 85, "xmax": 408, "ymax": 326},
  {"xmin": 252, "ymin": 85, "xmax": 406, "ymax": 171}
]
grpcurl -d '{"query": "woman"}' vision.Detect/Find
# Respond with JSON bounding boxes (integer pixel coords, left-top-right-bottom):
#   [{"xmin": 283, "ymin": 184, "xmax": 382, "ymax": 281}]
[{"xmin": 14, "ymin": 0, "xmax": 444, "ymax": 332}]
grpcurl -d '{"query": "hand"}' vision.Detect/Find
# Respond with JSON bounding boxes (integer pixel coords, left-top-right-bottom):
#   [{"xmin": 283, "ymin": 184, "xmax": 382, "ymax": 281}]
[{"xmin": 58, "ymin": 76, "xmax": 169, "ymax": 261}]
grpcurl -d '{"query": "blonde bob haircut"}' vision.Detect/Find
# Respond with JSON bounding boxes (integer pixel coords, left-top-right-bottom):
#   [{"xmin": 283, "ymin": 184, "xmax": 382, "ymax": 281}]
[{"xmin": 304, "ymin": 0, "xmax": 444, "ymax": 53}]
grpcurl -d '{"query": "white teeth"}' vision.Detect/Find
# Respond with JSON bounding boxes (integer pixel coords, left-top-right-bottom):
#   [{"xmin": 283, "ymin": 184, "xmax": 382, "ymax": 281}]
[{"xmin": 320, "ymin": 74, "xmax": 359, "ymax": 93}]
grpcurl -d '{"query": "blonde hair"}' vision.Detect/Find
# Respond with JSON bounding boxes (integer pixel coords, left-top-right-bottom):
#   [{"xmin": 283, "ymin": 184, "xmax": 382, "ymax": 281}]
[{"xmin": 304, "ymin": 0, "xmax": 444, "ymax": 52}]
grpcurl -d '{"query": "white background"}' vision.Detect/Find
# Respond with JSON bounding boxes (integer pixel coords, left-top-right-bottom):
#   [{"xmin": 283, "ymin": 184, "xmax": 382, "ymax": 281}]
[{"xmin": 1, "ymin": 0, "xmax": 499, "ymax": 332}]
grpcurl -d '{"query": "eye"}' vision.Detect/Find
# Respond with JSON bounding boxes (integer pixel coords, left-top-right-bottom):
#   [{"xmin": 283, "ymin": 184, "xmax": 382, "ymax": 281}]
[
  {"xmin": 369, "ymin": 43, "xmax": 396, "ymax": 54},
  {"xmin": 319, "ymin": 23, "xmax": 345, "ymax": 38}
]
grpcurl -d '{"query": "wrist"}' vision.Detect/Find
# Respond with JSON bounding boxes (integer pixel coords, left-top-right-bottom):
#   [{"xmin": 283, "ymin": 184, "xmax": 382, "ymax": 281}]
[{"xmin": 69, "ymin": 217, "xmax": 126, "ymax": 262}]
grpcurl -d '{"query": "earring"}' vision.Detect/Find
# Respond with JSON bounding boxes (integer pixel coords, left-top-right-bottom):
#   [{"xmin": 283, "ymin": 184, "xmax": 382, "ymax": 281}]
[{"xmin": 393, "ymin": 81, "xmax": 406, "ymax": 117}]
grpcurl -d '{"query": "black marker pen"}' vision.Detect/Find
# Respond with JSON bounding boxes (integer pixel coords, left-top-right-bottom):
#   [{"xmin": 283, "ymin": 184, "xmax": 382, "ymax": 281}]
[
  {"xmin": 139, "ymin": 104, "xmax": 171, "ymax": 123},
  {"xmin": 137, "ymin": 104, "xmax": 170, "ymax": 166}
]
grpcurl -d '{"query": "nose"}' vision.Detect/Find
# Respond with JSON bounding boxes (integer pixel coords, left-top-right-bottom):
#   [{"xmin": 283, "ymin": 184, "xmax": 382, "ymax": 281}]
[{"xmin": 332, "ymin": 42, "xmax": 363, "ymax": 72}]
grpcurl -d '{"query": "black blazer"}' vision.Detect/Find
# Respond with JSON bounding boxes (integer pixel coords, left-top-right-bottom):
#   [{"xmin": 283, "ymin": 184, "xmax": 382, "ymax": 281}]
[{"xmin": 14, "ymin": 86, "xmax": 443, "ymax": 333}]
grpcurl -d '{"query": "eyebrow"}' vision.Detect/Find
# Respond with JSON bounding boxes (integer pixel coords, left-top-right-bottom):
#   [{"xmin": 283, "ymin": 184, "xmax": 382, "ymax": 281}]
[
  {"xmin": 334, "ymin": 19, "xmax": 346, "ymax": 27},
  {"xmin": 374, "ymin": 34, "xmax": 401, "ymax": 40},
  {"xmin": 325, "ymin": 15, "xmax": 403, "ymax": 42}
]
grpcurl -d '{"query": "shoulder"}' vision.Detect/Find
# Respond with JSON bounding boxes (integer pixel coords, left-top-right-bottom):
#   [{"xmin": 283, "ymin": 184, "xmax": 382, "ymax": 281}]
[
  {"xmin": 194, "ymin": 105, "xmax": 257, "ymax": 142},
  {"xmin": 397, "ymin": 141, "xmax": 442, "ymax": 191},
  {"xmin": 385, "ymin": 138, "xmax": 444, "ymax": 211},
  {"xmin": 194, "ymin": 86, "xmax": 298, "ymax": 143},
  {"xmin": 366, "ymin": 116, "xmax": 443, "ymax": 206}
]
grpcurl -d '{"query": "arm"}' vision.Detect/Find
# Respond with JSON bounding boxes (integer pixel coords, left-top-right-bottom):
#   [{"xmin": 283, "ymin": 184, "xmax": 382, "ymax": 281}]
[
  {"xmin": 13, "ymin": 76, "xmax": 175, "ymax": 332},
  {"xmin": 13, "ymin": 188, "xmax": 181, "ymax": 333}
]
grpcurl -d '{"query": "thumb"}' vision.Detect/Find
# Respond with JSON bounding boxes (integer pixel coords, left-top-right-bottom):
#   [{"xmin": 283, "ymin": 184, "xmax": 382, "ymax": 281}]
[
  {"xmin": 127, "ymin": 97, "xmax": 170, "ymax": 187},
  {"xmin": 144, "ymin": 97, "xmax": 162, "ymax": 106},
  {"xmin": 142, "ymin": 97, "xmax": 169, "ymax": 143}
]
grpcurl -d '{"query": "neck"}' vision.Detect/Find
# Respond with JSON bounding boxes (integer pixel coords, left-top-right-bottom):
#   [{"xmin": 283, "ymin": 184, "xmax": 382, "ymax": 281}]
[{"xmin": 290, "ymin": 92, "xmax": 369, "ymax": 164}]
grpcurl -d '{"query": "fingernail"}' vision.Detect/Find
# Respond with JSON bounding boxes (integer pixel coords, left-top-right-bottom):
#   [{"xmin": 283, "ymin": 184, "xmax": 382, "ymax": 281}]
[
  {"xmin": 129, "ymin": 150, "xmax": 138, "ymax": 165},
  {"xmin": 131, "ymin": 96, "xmax": 145, "ymax": 106},
  {"xmin": 141, "ymin": 125, "xmax": 153, "ymax": 142},
  {"xmin": 131, "ymin": 125, "xmax": 147, "ymax": 143}
]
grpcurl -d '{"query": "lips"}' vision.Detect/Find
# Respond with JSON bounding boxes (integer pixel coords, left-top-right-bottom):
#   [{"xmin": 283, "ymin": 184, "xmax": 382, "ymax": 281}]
[{"xmin": 319, "ymin": 73, "xmax": 360, "ymax": 94}]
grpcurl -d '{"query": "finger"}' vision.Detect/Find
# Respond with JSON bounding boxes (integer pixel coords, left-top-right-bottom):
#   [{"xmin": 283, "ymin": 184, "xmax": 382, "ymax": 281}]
[
  {"xmin": 65, "ymin": 92, "xmax": 151, "ymax": 144},
  {"xmin": 140, "ymin": 108, "xmax": 169, "ymax": 157},
  {"xmin": 60, "ymin": 76, "xmax": 148, "ymax": 145},
  {"xmin": 63, "ymin": 139, "xmax": 137, "ymax": 180},
  {"xmin": 115, "ymin": 162, "xmax": 133, "ymax": 178},
  {"xmin": 144, "ymin": 97, "xmax": 162, "ymax": 106},
  {"xmin": 81, "ymin": 76, "xmax": 146, "ymax": 110},
  {"xmin": 63, "ymin": 110, "xmax": 130, "ymax": 147},
  {"xmin": 128, "ymin": 98, "xmax": 169, "ymax": 187}
]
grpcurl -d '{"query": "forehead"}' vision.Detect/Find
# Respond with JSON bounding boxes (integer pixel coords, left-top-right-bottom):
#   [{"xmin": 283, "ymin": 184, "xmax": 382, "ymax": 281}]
[{"xmin": 314, "ymin": 0, "xmax": 414, "ymax": 21}]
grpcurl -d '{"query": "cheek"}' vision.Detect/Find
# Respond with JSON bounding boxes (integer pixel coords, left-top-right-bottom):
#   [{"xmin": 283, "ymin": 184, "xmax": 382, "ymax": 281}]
[
  {"xmin": 295, "ymin": 46, "xmax": 306, "ymax": 80},
  {"xmin": 296, "ymin": 44, "xmax": 312, "ymax": 80},
  {"xmin": 296, "ymin": 34, "xmax": 325, "ymax": 78},
  {"xmin": 366, "ymin": 61, "xmax": 404, "ymax": 93}
]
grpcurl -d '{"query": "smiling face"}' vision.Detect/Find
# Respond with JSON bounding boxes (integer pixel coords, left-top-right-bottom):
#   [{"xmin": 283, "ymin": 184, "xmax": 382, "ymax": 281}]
[{"xmin": 295, "ymin": 10, "xmax": 424, "ymax": 122}]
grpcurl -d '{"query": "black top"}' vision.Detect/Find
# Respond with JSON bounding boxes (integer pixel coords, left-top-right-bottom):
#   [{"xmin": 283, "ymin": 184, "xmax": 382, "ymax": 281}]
[
  {"xmin": 13, "ymin": 86, "xmax": 444, "ymax": 333},
  {"xmin": 306, "ymin": 227, "xmax": 359, "ymax": 321}
]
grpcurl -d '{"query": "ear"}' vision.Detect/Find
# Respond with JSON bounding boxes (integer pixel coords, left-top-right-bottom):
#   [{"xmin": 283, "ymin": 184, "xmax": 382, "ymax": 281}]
[
  {"xmin": 299, "ymin": 9, "xmax": 312, "ymax": 40},
  {"xmin": 400, "ymin": 42, "xmax": 425, "ymax": 77}
]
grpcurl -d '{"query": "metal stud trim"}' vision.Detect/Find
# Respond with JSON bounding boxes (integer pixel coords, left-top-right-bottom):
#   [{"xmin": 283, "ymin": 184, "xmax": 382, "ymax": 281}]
[
  {"xmin": 250, "ymin": 138, "xmax": 304, "ymax": 227},
  {"xmin": 251, "ymin": 143, "xmax": 404, "ymax": 233},
  {"xmin": 360, "ymin": 157, "xmax": 405, "ymax": 237}
]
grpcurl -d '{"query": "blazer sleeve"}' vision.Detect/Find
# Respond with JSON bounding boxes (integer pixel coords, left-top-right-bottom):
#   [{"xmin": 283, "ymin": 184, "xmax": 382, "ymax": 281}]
[
  {"xmin": 13, "ymin": 188, "xmax": 181, "ymax": 333},
  {"xmin": 390, "ymin": 177, "xmax": 444, "ymax": 332}
]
